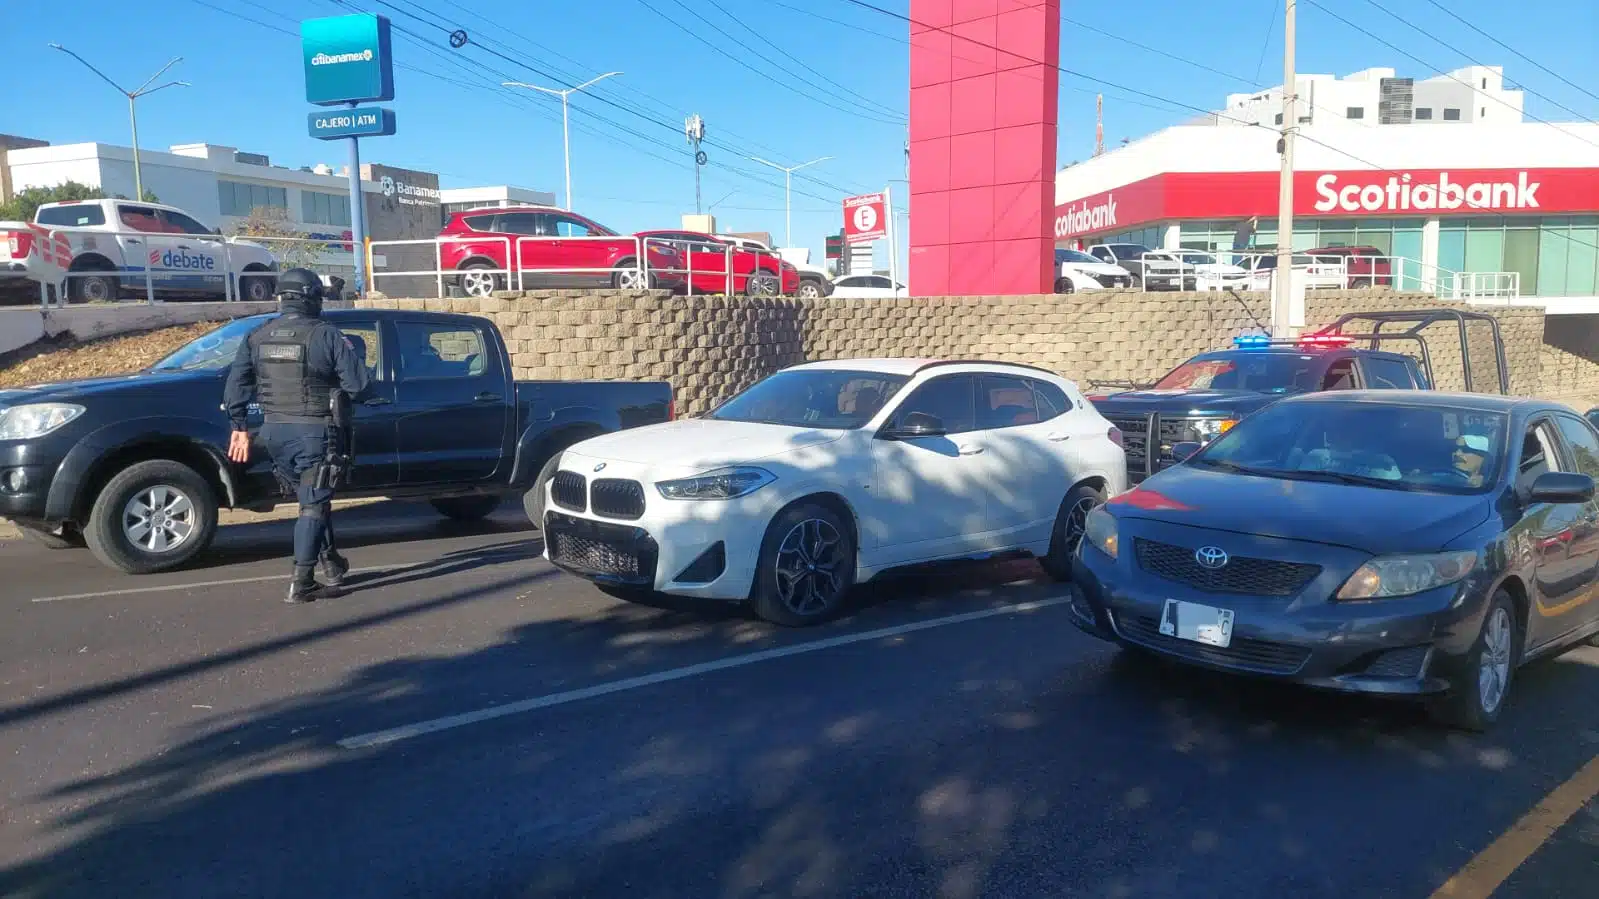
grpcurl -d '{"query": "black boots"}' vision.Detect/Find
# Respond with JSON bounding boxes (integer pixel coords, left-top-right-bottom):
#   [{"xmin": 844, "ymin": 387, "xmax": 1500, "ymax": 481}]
[
  {"xmin": 286, "ymin": 564, "xmax": 340, "ymax": 604},
  {"xmin": 320, "ymin": 549, "xmax": 350, "ymax": 587}
]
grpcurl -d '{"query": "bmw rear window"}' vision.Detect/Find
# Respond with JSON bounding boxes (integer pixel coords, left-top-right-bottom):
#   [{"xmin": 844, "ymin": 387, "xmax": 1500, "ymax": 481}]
[{"xmin": 36, "ymin": 205, "xmax": 106, "ymax": 227}]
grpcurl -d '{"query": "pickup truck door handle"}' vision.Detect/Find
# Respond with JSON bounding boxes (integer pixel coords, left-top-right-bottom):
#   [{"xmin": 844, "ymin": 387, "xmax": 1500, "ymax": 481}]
[
  {"xmin": 125, "ymin": 238, "xmax": 142, "ymax": 245},
  {"xmin": 474, "ymin": 392, "xmax": 502, "ymax": 403},
  {"xmin": 1046, "ymin": 432, "xmax": 1072, "ymax": 442},
  {"xmin": 957, "ymin": 444, "xmax": 985, "ymax": 456},
  {"xmin": 364, "ymin": 397, "xmax": 392, "ymax": 406}
]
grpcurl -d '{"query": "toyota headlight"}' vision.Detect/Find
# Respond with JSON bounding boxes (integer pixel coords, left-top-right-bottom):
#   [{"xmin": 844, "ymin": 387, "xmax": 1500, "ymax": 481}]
[
  {"xmin": 0, "ymin": 403, "xmax": 85, "ymax": 440},
  {"xmin": 1083, "ymin": 505, "xmax": 1118, "ymax": 559},
  {"xmin": 1336, "ymin": 551, "xmax": 1477, "ymax": 600},
  {"xmin": 656, "ymin": 467, "xmax": 775, "ymax": 500},
  {"xmin": 1188, "ymin": 418, "xmax": 1237, "ymax": 443}
]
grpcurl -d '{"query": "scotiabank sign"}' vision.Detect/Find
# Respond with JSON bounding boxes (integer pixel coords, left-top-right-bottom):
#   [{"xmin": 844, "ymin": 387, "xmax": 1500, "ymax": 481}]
[{"xmin": 1054, "ymin": 167, "xmax": 1599, "ymax": 236}]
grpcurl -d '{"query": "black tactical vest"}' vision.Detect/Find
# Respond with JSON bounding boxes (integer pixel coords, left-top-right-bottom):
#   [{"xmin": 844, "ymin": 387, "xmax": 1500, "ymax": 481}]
[{"xmin": 251, "ymin": 316, "xmax": 335, "ymax": 423}]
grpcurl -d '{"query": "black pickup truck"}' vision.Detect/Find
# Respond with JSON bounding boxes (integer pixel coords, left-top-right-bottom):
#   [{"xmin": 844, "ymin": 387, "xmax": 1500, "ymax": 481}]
[
  {"xmin": 0, "ymin": 308, "xmax": 671, "ymax": 573},
  {"xmin": 1090, "ymin": 310, "xmax": 1509, "ymax": 483}
]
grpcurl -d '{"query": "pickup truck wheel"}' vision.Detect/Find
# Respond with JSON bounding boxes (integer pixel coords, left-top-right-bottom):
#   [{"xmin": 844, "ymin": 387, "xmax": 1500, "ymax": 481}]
[
  {"xmin": 751, "ymin": 503, "xmax": 856, "ymax": 627},
  {"xmin": 19, "ymin": 523, "xmax": 86, "ymax": 550},
  {"xmin": 1054, "ymin": 277, "xmax": 1075, "ymax": 294},
  {"xmin": 524, "ymin": 454, "xmax": 564, "ymax": 527},
  {"xmin": 240, "ymin": 271, "xmax": 275, "ymax": 302},
  {"xmin": 69, "ymin": 272, "xmax": 117, "ymax": 304},
  {"xmin": 795, "ymin": 279, "xmax": 825, "ymax": 299},
  {"xmin": 458, "ymin": 264, "xmax": 502, "ymax": 298},
  {"xmin": 430, "ymin": 495, "xmax": 501, "ymax": 521},
  {"xmin": 84, "ymin": 460, "xmax": 218, "ymax": 574}
]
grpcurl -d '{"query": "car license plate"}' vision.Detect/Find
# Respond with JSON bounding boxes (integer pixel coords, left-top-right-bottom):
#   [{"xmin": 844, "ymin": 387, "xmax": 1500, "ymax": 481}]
[{"xmin": 1159, "ymin": 599, "xmax": 1235, "ymax": 648}]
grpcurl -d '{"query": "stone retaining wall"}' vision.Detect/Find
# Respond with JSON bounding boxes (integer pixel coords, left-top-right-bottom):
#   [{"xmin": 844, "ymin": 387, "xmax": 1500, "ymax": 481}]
[{"xmin": 356, "ymin": 290, "xmax": 1590, "ymax": 415}]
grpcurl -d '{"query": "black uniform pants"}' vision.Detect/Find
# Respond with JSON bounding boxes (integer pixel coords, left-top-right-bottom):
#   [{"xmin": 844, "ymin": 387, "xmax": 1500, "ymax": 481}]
[{"xmin": 261, "ymin": 422, "xmax": 338, "ymax": 567}]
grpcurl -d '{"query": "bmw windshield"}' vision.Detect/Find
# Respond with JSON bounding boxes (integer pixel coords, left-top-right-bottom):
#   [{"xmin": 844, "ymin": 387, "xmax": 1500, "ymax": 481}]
[
  {"xmin": 1189, "ymin": 400, "xmax": 1508, "ymax": 494},
  {"xmin": 150, "ymin": 316, "xmax": 270, "ymax": 372},
  {"xmin": 710, "ymin": 369, "xmax": 909, "ymax": 429},
  {"xmin": 1153, "ymin": 352, "xmax": 1324, "ymax": 393}
]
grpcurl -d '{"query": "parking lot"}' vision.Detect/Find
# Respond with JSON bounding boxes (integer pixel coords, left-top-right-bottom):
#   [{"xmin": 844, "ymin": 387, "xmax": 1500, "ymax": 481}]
[{"xmin": 0, "ymin": 502, "xmax": 1591, "ymax": 898}]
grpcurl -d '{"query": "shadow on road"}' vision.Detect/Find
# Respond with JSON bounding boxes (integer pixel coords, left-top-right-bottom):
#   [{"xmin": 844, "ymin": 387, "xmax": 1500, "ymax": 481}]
[{"xmin": 0, "ymin": 562, "xmax": 1595, "ymax": 898}]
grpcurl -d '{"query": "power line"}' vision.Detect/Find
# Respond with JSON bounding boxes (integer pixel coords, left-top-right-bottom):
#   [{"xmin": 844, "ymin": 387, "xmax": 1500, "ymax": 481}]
[
  {"xmin": 1418, "ymin": 0, "xmax": 1599, "ymax": 108},
  {"xmin": 1060, "ymin": 14, "xmax": 1254, "ymax": 86},
  {"xmin": 1354, "ymin": 0, "xmax": 1598, "ymax": 127},
  {"xmin": 1251, "ymin": 0, "xmax": 1278, "ymax": 87},
  {"xmin": 1304, "ymin": 0, "xmax": 1599, "ymax": 152}
]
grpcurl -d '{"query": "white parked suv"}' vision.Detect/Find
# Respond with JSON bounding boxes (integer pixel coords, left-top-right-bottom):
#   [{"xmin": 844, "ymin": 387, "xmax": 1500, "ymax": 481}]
[
  {"xmin": 541, "ymin": 359, "xmax": 1128, "ymax": 626},
  {"xmin": 1055, "ymin": 248, "xmax": 1134, "ymax": 292},
  {"xmin": 33, "ymin": 199, "xmax": 278, "ymax": 303}
]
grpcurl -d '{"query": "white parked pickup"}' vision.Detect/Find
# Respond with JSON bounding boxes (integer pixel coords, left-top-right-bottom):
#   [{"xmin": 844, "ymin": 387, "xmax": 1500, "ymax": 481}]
[{"xmin": 32, "ymin": 199, "xmax": 278, "ymax": 303}]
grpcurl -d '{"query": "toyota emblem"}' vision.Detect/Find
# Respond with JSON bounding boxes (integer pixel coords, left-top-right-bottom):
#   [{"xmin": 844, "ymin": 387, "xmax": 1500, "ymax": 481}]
[
  {"xmin": 592, "ymin": 462, "xmax": 607, "ymax": 473},
  {"xmin": 1195, "ymin": 546, "xmax": 1229, "ymax": 569}
]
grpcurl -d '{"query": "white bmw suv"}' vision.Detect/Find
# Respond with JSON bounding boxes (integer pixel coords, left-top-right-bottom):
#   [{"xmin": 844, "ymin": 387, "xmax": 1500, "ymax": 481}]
[{"xmin": 542, "ymin": 359, "xmax": 1128, "ymax": 626}]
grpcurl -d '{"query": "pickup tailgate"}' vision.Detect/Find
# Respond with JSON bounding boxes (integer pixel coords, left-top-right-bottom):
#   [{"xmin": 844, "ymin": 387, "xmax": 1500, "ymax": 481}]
[{"xmin": 515, "ymin": 379, "xmax": 674, "ymax": 429}]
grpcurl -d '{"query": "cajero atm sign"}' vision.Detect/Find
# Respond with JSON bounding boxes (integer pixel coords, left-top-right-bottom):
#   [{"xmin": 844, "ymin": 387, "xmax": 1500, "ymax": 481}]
[{"xmin": 301, "ymin": 13, "xmax": 395, "ymax": 106}]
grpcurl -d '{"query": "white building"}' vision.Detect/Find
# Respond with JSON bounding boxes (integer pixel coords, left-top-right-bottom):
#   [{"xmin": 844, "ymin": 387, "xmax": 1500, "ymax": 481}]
[
  {"xmin": 1222, "ymin": 66, "xmax": 1525, "ymax": 128},
  {"xmin": 440, "ymin": 185, "xmax": 558, "ymax": 217}
]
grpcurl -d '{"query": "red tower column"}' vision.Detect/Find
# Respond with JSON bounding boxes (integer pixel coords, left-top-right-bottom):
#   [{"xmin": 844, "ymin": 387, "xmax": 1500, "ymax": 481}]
[{"xmin": 908, "ymin": 0, "xmax": 1060, "ymax": 295}]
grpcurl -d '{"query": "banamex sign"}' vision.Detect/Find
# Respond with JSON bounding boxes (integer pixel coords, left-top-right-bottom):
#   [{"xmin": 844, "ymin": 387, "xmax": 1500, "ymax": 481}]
[{"xmin": 1053, "ymin": 168, "xmax": 1599, "ymax": 238}]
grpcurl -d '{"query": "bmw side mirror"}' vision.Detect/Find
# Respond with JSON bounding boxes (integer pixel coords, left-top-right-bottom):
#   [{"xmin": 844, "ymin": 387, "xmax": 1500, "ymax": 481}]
[
  {"xmin": 1528, "ymin": 471, "xmax": 1595, "ymax": 505},
  {"xmin": 1171, "ymin": 441, "xmax": 1203, "ymax": 461},
  {"xmin": 882, "ymin": 411, "xmax": 946, "ymax": 440}
]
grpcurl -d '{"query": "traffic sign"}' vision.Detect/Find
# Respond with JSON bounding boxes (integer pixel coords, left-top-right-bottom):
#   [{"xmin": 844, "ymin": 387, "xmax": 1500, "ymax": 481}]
[
  {"xmin": 308, "ymin": 107, "xmax": 397, "ymax": 140},
  {"xmin": 843, "ymin": 193, "xmax": 887, "ymax": 244}
]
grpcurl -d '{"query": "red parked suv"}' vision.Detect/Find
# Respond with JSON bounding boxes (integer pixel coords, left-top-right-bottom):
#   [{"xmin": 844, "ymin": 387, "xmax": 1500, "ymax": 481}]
[
  {"xmin": 1307, "ymin": 245, "xmax": 1394, "ymax": 288},
  {"xmin": 635, "ymin": 229, "xmax": 799, "ymax": 295},
  {"xmin": 438, "ymin": 206, "xmax": 685, "ymax": 297}
]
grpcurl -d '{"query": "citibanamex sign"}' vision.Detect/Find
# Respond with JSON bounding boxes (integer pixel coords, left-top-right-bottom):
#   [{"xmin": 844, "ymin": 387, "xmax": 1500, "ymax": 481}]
[
  {"xmin": 1054, "ymin": 195, "xmax": 1118, "ymax": 237},
  {"xmin": 1313, "ymin": 171, "xmax": 1541, "ymax": 213}
]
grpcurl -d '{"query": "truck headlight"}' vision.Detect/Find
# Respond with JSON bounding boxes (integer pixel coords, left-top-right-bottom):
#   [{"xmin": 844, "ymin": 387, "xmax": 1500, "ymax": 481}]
[
  {"xmin": 1336, "ymin": 551, "xmax": 1477, "ymax": 600},
  {"xmin": 0, "ymin": 403, "xmax": 85, "ymax": 440},
  {"xmin": 656, "ymin": 467, "xmax": 775, "ymax": 500},
  {"xmin": 1083, "ymin": 505, "xmax": 1118, "ymax": 559}
]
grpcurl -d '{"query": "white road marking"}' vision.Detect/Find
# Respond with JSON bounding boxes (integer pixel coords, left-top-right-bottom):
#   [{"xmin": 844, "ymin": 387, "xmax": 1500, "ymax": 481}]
[
  {"xmin": 29, "ymin": 551, "xmax": 541, "ymax": 603},
  {"xmin": 338, "ymin": 596, "xmax": 1072, "ymax": 750}
]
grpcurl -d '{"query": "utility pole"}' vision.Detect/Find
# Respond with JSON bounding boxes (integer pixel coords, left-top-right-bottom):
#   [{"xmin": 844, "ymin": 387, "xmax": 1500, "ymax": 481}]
[
  {"xmin": 1094, "ymin": 95, "xmax": 1105, "ymax": 156},
  {"xmin": 748, "ymin": 155, "xmax": 831, "ymax": 248},
  {"xmin": 503, "ymin": 71, "xmax": 622, "ymax": 210},
  {"xmin": 1273, "ymin": 0, "xmax": 1298, "ymax": 337},
  {"xmin": 685, "ymin": 115, "xmax": 706, "ymax": 215},
  {"xmin": 49, "ymin": 44, "xmax": 187, "ymax": 203}
]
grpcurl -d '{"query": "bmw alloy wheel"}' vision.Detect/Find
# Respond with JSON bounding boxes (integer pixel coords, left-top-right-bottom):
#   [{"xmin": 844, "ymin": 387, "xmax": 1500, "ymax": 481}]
[
  {"xmin": 1478, "ymin": 606, "xmax": 1513, "ymax": 714},
  {"xmin": 122, "ymin": 485, "xmax": 197, "ymax": 554},
  {"xmin": 1062, "ymin": 494, "xmax": 1097, "ymax": 554},
  {"xmin": 773, "ymin": 518, "xmax": 846, "ymax": 616}
]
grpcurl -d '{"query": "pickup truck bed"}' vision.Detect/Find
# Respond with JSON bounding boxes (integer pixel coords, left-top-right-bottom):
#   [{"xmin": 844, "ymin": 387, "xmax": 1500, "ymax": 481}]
[{"xmin": 0, "ymin": 308, "xmax": 672, "ymax": 573}]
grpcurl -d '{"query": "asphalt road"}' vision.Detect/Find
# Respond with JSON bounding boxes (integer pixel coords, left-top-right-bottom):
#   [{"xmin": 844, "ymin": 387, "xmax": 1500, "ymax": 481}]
[{"xmin": 0, "ymin": 501, "xmax": 1594, "ymax": 898}]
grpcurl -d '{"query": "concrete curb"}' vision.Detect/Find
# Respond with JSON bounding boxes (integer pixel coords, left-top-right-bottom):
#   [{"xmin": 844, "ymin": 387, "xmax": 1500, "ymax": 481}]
[{"xmin": 0, "ymin": 496, "xmax": 391, "ymax": 542}]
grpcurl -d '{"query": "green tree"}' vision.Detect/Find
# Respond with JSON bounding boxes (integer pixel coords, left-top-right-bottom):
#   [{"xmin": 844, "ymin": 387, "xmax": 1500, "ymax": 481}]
[
  {"xmin": 230, "ymin": 205, "xmax": 330, "ymax": 273},
  {"xmin": 0, "ymin": 181, "xmax": 159, "ymax": 222}
]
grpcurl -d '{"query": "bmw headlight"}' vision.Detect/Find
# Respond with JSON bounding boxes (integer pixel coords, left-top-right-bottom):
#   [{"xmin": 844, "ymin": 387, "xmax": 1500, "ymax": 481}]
[
  {"xmin": 0, "ymin": 403, "xmax": 85, "ymax": 440},
  {"xmin": 656, "ymin": 467, "xmax": 775, "ymax": 500},
  {"xmin": 1336, "ymin": 551, "xmax": 1477, "ymax": 600},
  {"xmin": 1083, "ymin": 505, "xmax": 1118, "ymax": 559},
  {"xmin": 1187, "ymin": 418, "xmax": 1237, "ymax": 443}
]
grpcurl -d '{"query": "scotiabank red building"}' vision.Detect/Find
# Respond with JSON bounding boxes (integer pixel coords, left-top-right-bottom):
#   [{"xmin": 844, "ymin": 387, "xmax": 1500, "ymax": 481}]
[{"xmin": 1053, "ymin": 122, "xmax": 1599, "ymax": 298}]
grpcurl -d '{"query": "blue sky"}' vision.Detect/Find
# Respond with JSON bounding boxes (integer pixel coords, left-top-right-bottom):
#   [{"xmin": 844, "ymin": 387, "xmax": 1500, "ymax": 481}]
[{"xmin": 6, "ymin": 0, "xmax": 1597, "ymax": 267}]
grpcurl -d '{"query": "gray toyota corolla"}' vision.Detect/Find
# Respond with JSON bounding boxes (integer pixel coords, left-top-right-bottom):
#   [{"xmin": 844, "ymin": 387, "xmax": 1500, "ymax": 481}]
[{"xmin": 1070, "ymin": 391, "xmax": 1599, "ymax": 731}]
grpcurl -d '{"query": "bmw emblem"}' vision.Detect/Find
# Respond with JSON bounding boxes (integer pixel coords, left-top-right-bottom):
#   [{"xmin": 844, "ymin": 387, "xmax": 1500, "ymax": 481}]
[
  {"xmin": 593, "ymin": 462, "xmax": 607, "ymax": 473},
  {"xmin": 1195, "ymin": 546, "xmax": 1229, "ymax": 569}
]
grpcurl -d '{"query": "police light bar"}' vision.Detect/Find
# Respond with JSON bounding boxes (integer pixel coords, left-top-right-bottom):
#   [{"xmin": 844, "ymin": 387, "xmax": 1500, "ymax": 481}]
[
  {"xmin": 1298, "ymin": 334, "xmax": 1355, "ymax": 348},
  {"xmin": 1232, "ymin": 334, "xmax": 1272, "ymax": 348}
]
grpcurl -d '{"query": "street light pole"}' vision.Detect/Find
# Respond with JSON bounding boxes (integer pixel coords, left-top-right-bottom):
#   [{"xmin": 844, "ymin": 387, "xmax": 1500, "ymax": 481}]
[
  {"xmin": 49, "ymin": 44, "xmax": 186, "ymax": 203},
  {"xmin": 504, "ymin": 72, "xmax": 622, "ymax": 210},
  {"xmin": 748, "ymin": 155, "xmax": 832, "ymax": 247}
]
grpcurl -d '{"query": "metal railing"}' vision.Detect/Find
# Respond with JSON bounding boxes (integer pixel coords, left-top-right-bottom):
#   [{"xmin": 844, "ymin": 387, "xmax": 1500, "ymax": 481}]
[
  {"xmin": 640, "ymin": 236, "xmax": 785, "ymax": 297},
  {"xmin": 368, "ymin": 235, "xmax": 516, "ymax": 299}
]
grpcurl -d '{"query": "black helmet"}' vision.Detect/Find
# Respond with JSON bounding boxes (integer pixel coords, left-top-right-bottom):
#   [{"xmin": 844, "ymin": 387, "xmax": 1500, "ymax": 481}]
[{"xmin": 276, "ymin": 268, "xmax": 324, "ymax": 316}]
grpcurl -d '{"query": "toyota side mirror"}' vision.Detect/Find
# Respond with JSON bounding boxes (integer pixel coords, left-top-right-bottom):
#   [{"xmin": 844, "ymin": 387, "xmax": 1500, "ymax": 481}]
[
  {"xmin": 1171, "ymin": 441, "xmax": 1203, "ymax": 461},
  {"xmin": 882, "ymin": 411, "xmax": 946, "ymax": 440},
  {"xmin": 1528, "ymin": 471, "xmax": 1595, "ymax": 505}
]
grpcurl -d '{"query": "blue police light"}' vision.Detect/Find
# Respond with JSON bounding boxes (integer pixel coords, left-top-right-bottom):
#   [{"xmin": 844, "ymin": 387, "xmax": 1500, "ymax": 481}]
[{"xmin": 1232, "ymin": 334, "xmax": 1272, "ymax": 348}]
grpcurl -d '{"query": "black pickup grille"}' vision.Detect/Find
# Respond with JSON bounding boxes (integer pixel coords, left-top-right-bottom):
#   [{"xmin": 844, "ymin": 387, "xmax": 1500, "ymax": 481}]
[
  {"xmin": 550, "ymin": 471, "xmax": 587, "ymax": 513},
  {"xmin": 1106, "ymin": 414, "xmax": 1150, "ymax": 481},
  {"xmin": 591, "ymin": 478, "xmax": 646, "ymax": 520},
  {"xmin": 1134, "ymin": 538, "xmax": 1321, "ymax": 597},
  {"xmin": 1115, "ymin": 612, "xmax": 1311, "ymax": 675}
]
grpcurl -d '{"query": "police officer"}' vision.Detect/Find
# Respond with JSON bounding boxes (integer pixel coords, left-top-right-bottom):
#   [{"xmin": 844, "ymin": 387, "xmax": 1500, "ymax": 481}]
[{"xmin": 223, "ymin": 268, "xmax": 370, "ymax": 603}]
